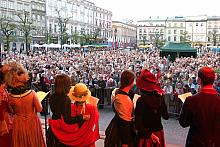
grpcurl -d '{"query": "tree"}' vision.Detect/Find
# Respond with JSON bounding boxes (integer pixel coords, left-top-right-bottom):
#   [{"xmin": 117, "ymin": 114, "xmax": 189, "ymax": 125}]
[
  {"xmin": 180, "ymin": 31, "xmax": 191, "ymax": 44},
  {"xmin": 17, "ymin": 11, "xmax": 34, "ymax": 55},
  {"xmin": 83, "ymin": 34, "xmax": 93, "ymax": 45},
  {"xmin": 209, "ymin": 29, "xmax": 219, "ymax": 46},
  {"xmin": 44, "ymin": 29, "xmax": 53, "ymax": 44},
  {"xmin": 141, "ymin": 36, "xmax": 147, "ymax": 45},
  {"xmin": 71, "ymin": 31, "xmax": 80, "ymax": 44},
  {"xmin": 93, "ymin": 28, "xmax": 101, "ymax": 44},
  {"xmin": 0, "ymin": 17, "xmax": 16, "ymax": 52},
  {"xmin": 56, "ymin": 9, "xmax": 71, "ymax": 48},
  {"xmin": 150, "ymin": 29, "xmax": 165, "ymax": 48}
]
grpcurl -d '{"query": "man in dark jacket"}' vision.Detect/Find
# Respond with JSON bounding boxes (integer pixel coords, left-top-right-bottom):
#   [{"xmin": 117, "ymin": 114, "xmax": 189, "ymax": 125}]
[{"xmin": 179, "ymin": 67, "xmax": 220, "ymax": 147}]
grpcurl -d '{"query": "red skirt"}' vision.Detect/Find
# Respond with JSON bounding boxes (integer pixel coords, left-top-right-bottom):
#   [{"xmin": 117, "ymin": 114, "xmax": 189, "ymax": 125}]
[
  {"xmin": 0, "ymin": 130, "xmax": 12, "ymax": 147},
  {"xmin": 137, "ymin": 130, "xmax": 166, "ymax": 147}
]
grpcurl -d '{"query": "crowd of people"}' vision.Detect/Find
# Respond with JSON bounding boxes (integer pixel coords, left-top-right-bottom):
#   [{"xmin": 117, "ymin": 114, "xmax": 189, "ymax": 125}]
[
  {"xmin": 2, "ymin": 48, "xmax": 220, "ymax": 111},
  {"xmin": 0, "ymin": 47, "xmax": 220, "ymax": 147}
]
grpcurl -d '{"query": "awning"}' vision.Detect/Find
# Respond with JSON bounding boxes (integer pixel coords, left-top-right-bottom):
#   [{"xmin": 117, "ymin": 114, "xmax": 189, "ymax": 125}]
[
  {"xmin": 160, "ymin": 42, "xmax": 197, "ymax": 52},
  {"xmin": 139, "ymin": 45, "xmax": 151, "ymax": 48},
  {"xmin": 212, "ymin": 48, "xmax": 220, "ymax": 53}
]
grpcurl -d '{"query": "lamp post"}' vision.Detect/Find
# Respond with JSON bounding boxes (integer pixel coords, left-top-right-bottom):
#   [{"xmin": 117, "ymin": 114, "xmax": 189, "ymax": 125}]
[
  {"xmin": 190, "ymin": 23, "xmax": 194, "ymax": 47},
  {"xmin": 114, "ymin": 28, "xmax": 117, "ymax": 49},
  {"xmin": 0, "ymin": 31, "xmax": 2, "ymax": 64}
]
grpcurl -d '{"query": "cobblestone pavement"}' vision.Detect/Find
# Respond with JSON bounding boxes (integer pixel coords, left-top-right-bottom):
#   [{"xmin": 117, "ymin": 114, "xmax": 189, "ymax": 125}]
[{"xmin": 40, "ymin": 106, "xmax": 189, "ymax": 147}]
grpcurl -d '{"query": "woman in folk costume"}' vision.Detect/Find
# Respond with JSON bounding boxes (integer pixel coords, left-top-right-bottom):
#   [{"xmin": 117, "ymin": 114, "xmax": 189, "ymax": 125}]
[
  {"xmin": 0, "ymin": 70, "xmax": 13, "ymax": 147},
  {"xmin": 2, "ymin": 62, "xmax": 46, "ymax": 147},
  {"xmin": 47, "ymin": 74, "xmax": 90, "ymax": 147},
  {"xmin": 106, "ymin": 70, "xmax": 136, "ymax": 147},
  {"xmin": 49, "ymin": 83, "xmax": 100, "ymax": 147},
  {"xmin": 135, "ymin": 69, "xmax": 169, "ymax": 147}
]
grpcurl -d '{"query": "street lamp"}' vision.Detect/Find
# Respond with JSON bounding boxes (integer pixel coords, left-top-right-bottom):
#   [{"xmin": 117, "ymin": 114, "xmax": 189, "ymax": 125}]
[
  {"xmin": 114, "ymin": 28, "xmax": 117, "ymax": 49},
  {"xmin": 190, "ymin": 23, "xmax": 194, "ymax": 47},
  {"xmin": 0, "ymin": 31, "xmax": 2, "ymax": 64}
]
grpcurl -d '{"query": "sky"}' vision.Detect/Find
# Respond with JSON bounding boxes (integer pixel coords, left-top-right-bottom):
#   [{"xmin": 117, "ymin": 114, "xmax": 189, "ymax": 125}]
[{"xmin": 90, "ymin": 0, "xmax": 220, "ymax": 22}]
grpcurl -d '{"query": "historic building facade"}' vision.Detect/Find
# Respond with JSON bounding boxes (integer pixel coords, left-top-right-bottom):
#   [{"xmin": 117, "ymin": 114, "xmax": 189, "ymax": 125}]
[
  {"xmin": 165, "ymin": 17, "xmax": 186, "ymax": 42},
  {"xmin": 137, "ymin": 15, "xmax": 220, "ymax": 47},
  {"xmin": 0, "ymin": 0, "xmax": 112, "ymax": 51},
  {"xmin": 46, "ymin": 0, "xmax": 112, "ymax": 45},
  {"xmin": 112, "ymin": 21, "xmax": 137, "ymax": 48},
  {"xmin": 0, "ymin": 0, "xmax": 46, "ymax": 51}
]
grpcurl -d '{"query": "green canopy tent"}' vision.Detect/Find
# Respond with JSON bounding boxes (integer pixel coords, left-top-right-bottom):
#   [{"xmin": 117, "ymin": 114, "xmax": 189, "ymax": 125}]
[{"xmin": 160, "ymin": 42, "xmax": 197, "ymax": 62}]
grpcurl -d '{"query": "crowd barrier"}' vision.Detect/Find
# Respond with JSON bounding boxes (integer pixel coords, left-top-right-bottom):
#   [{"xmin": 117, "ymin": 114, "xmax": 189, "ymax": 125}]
[{"xmin": 31, "ymin": 82, "xmax": 181, "ymax": 117}]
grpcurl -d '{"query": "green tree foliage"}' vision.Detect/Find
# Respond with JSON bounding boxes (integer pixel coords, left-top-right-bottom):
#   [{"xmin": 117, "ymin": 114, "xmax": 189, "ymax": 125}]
[
  {"xmin": 180, "ymin": 31, "xmax": 191, "ymax": 44},
  {"xmin": 209, "ymin": 29, "xmax": 219, "ymax": 46},
  {"xmin": 17, "ymin": 11, "xmax": 34, "ymax": 55},
  {"xmin": 142, "ymin": 36, "xmax": 147, "ymax": 46},
  {"xmin": 151, "ymin": 30, "xmax": 165, "ymax": 48},
  {"xmin": 0, "ymin": 17, "xmax": 16, "ymax": 52},
  {"xmin": 44, "ymin": 29, "xmax": 53, "ymax": 44},
  {"xmin": 56, "ymin": 9, "xmax": 71, "ymax": 48},
  {"xmin": 94, "ymin": 28, "xmax": 101, "ymax": 43}
]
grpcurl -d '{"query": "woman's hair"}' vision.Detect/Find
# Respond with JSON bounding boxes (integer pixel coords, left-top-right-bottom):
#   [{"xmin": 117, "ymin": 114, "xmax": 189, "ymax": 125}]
[
  {"xmin": 54, "ymin": 74, "xmax": 71, "ymax": 95},
  {"xmin": 120, "ymin": 70, "xmax": 135, "ymax": 89},
  {"xmin": 0, "ymin": 71, "xmax": 5, "ymax": 85}
]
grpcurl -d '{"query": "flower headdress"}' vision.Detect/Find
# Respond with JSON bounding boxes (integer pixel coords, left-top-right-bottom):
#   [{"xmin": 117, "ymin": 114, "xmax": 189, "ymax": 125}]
[{"xmin": 2, "ymin": 62, "xmax": 29, "ymax": 88}]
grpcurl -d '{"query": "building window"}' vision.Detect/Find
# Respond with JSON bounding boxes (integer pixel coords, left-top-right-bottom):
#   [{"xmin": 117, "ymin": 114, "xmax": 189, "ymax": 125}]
[
  {"xmin": 144, "ymin": 29, "xmax": 146, "ymax": 33},
  {"xmin": 180, "ymin": 36, "xmax": 183, "ymax": 42},
  {"xmin": 168, "ymin": 30, "xmax": 171, "ymax": 34},
  {"xmin": 17, "ymin": 3, "xmax": 23, "ymax": 10},
  {"xmin": 174, "ymin": 30, "xmax": 177, "ymax": 34},
  {"xmin": 174, "ymin": 23, "xmax": 177, "ymax": 27},
  {"xmin": 49, "ymin": 24, "xmax": 52, "ymax": 33},
  {"xmin": 180, "ymin": 30, "xmax": 183, "ymax": 34},
  {"xmin": 139, "ymin": 29, "xmax": 142, "ymax": 33},
  {"xmin": 180, "ymin": 23, "xmax": 183, "ymax": 27},
  {"xmin": 8, "ymin": 1, "xmax": 14, "ymax": 9},
  {"xmin": 54, "ymin": 25, "xmax": 56, "ymax": 33},
  {"xmin": 1, "ymin": 1, "xmax": 7, "ymax": 8},
  {"xmin": 168, "ymin": 36, "xmax": 171, "ymax": 41},
  {"xmin": 168, "ymin": 23, "xmax": 171, "ymax": 27},
  {"xmin": 71, "ymin": 26, "xmax": 73, "ymax": 33},
  {"xmin": 208, "ymin": 37, "xmax": 210, "ymax": 42},
  {"xmin": 196, "ymin": 23, "xmax": 198, "ymax": 26},
  {"xmin": 201, "ymin": 23, "xmax": 204, "ymax": 27},
  {"xmin": 174, "ymin": 36, "xmax": 177, "ymax": 41}
]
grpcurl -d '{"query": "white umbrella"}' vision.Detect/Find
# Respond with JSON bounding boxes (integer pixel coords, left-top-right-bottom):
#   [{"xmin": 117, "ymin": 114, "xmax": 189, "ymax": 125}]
[
  {"xmin": 31, "ymin": 43, "xmax": 40, "ymax": 48},
  {"xmin": 48, "ymin": 43, "xmax": 61, "ymax": 48},
  {"xmin": 63, "ymin": 44, "xmax": 71, "ymax": 48},
  {"xmin": 71, "ymin": 44, "xmax": 80, "ymax": 48},
  {"xmin": 41, "ymin": 44, "xmax": 48, "ymax": 48}
]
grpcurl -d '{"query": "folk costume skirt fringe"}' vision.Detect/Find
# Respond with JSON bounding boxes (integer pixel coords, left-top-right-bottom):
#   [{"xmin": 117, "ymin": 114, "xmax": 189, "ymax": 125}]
[
  {"xmin": 137, "ymin": 130, "xmax": 166, "ymax": 147},
  {"xmin": 12, "ymin": 114, "xmax": 46, "ymax": 147}
]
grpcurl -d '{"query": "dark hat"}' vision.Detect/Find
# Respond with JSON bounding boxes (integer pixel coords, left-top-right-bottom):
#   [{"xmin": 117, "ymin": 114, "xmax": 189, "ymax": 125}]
[{"xmin": 136, "ymin": 69, "xmax": 163, "ymax": 93}]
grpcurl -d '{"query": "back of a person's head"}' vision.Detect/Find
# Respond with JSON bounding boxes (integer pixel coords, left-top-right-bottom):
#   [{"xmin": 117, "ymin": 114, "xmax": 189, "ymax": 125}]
[
  {"xmin": 198, "ymin": 67, "xmax": 215, "ymax": 86},
  {"xmin": 120, "ymin": 70, "xmax": 135, "ymax": 89},
  {"xmin": 55, "ymin": 74, "xmax": 71, "ymax": 95}
]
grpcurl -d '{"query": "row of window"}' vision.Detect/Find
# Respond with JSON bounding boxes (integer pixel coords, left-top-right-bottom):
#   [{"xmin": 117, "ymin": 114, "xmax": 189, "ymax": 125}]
[
  {"xmin": 48, "ymin": 0, "xmax": 111, "ymax": 20},
  {"xmin": 48, "ymin": 24, "xmax": 111, "ymax": 38},
  {"xmin": 0, "ymin": 1, "xmax": 30, "ymax": 11},
  {"xmin": 168, "ymin": 30, "xmax": 184, "ymax": 34},
  {"xmin": 139, "ymin": 29, "xmax": 164, "ymax": 33},
  {"xmin": 139, "ymin": 22, "xmax": 208, "ymax": 28},
  {"xmin": 32, "ymin": 3, "xmax": 45, "ymax": 11}
]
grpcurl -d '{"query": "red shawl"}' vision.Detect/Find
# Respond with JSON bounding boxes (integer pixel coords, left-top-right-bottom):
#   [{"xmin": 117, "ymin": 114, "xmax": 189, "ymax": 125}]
[{"xmin": 49, "ymin": 103, "xmax": 100, "ymax": 147}]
